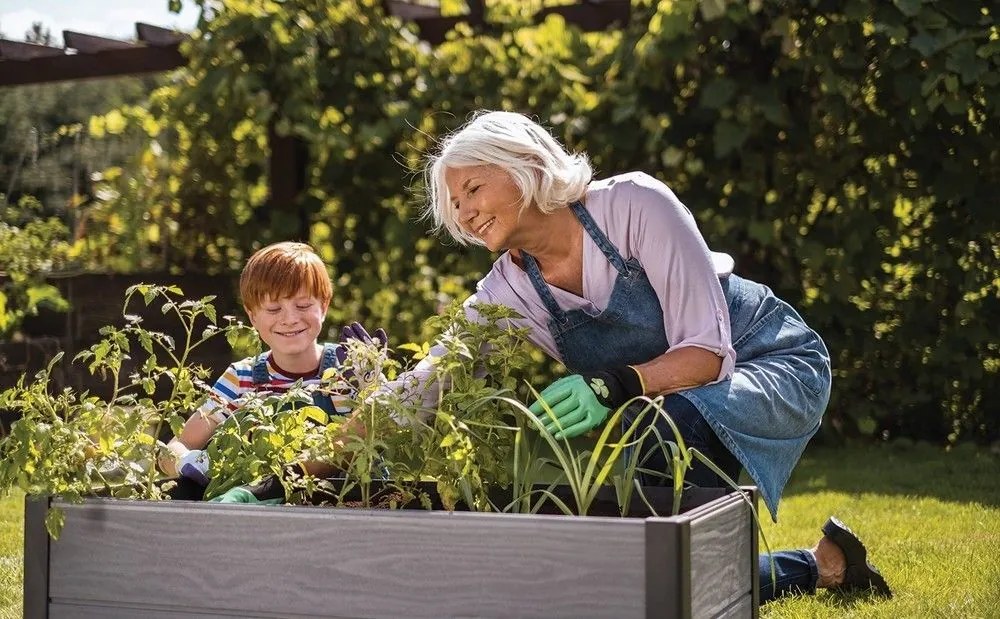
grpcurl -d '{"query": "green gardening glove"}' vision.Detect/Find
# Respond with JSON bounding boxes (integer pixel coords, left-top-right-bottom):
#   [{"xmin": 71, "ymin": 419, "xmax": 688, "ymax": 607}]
[
  {"xmin": 528, "ymin": 367, "xmax": 645, "ymax": 440},
  {"xmin": 209, "ymin": 486, "xmax": 282, "ymax": 505},
  {"xmin": 207, "ymin": 466, "xmax": 305, "ymax": 505}
]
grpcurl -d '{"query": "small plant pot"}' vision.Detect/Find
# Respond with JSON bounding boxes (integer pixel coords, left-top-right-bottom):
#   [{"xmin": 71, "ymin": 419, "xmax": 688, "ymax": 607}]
[{"xmin": 24, "ymin": 484, "xmax": 759, "ymax": 618}]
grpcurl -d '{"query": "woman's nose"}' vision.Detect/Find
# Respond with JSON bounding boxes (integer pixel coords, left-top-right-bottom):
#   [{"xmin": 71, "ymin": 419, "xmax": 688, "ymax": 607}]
[{"xmin": 457, "ymin": 200, "xmax": 477, "ymax": 223}]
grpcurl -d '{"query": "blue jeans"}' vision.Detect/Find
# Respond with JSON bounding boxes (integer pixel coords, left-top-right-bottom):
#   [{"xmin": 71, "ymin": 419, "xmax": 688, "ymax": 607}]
[
  {"xmin": 623, "ymin": 394, "xmax": 820, "ymax": 604},
  {"xmin": 759, "ymin": 549, "xmax": 818, "ymax": 603}
]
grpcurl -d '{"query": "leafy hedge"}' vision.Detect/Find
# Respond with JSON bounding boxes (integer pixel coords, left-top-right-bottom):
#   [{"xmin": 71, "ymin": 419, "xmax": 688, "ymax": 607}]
[{"xmin": 84, "ymin": 0, "xmax": 998, "ymax": 444}]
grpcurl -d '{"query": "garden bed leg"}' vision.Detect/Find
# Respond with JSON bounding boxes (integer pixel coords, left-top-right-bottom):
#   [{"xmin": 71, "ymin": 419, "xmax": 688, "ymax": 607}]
[{"xmin": 23, "ymin": 496, "xmax": 50, "ymax": 619}]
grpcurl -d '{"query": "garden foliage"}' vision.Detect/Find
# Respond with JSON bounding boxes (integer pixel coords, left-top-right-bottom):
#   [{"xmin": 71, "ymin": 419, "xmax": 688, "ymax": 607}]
[
  {"xmin": 0, "ymin": 195, "xmax": 72, "ymax": 339},
  {"xmin": 0, "ymin": 286, "xmax": 719, "ymax": 538},
  {"xmin": 76, "ymin": 0, "xmax": 997, "ymax": 443}
]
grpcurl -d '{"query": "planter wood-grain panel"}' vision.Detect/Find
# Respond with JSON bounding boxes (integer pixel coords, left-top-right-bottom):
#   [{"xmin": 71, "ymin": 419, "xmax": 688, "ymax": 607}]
[{"xmin": 25, "ymin": 488, "xmax": 758, "ymax": 618}]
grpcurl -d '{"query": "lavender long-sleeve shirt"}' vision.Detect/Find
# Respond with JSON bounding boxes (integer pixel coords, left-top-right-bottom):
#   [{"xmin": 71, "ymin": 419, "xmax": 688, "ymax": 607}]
[{"xmin": 394, "ymin": 171, "xmax": 737, "ymax": 405}]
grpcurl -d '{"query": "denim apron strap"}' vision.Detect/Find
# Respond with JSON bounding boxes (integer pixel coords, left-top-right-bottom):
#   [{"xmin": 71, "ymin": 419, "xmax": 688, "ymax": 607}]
[
  {"xmin": 519, "ymin": 252, "xmax": 564, "ymax": 318},
  {"xmin": 521, "ymin": 203, "xmax": 669, "ymax": 373},
  {"xmin": 520, "ymin": 201, "xmax": 632, "ymax": 320},
  {"xmin": 568, "ymin": 201, "xmax": 628, "ymax": 274}
]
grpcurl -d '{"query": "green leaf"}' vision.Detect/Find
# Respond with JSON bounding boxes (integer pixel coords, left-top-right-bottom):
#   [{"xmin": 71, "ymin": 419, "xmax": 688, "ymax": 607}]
[
  {"xmin": 910, "ymin": 30, "xmax": 940, "ymax": 57},
  {"xmin": 945, "ymin": 41, "xmax": 987, "ymax": 85},
  {"xmin": 712, "ymin": 120, "xmax": 750, "ymax": 157},
  {"xmin": 892, "ymin": 0, "xmax": 923, "ymax": 18},
  {"xmin": 699, "ymin": 78, "xmax": 737, "ymax": 110}
]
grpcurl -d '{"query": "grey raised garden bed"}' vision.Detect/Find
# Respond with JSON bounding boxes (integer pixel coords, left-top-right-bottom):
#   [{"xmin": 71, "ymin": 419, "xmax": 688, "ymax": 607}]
[{"xmin": 24, "ymin": 486, "xmax": 759, "ymax": 618}]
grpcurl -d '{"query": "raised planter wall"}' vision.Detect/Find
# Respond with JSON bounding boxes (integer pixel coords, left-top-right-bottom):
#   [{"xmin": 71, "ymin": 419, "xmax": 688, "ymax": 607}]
[{"xmin": 24, "ymin": 489, "xmax": 758, "ymax": 619}]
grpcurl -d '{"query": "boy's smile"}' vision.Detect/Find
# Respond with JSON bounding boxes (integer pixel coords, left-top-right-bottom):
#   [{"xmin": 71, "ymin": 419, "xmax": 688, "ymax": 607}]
[{"xmin": 246, "ymin": 289, "xmax": 329, "ymax": 373}]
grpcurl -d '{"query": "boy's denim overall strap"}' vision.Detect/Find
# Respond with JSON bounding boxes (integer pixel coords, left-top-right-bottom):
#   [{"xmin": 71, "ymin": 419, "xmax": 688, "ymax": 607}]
[
  {"xmin": 317, "ymin": 343, "xmax": 339, "ymax": 375},
  {"xmin": 311, "ymin": 343, "xmax": 343, "ymax": 417},
  {"xmin": 250, "ymin": 347, "xmax": 343, "ymax": 418},
  {"xmin": 251, "ymin": 352, "xmax": 271, "ymax": 388}
]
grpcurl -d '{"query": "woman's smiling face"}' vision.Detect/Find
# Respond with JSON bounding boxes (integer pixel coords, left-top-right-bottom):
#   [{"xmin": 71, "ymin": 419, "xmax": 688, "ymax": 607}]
[{"xmin": 445, "ymin": 164, "xmax": 527, "ymax": 252}]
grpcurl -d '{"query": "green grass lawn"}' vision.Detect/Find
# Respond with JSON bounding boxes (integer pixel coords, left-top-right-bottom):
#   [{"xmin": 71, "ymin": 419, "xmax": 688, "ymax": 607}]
[
  {"xmin": 760, "ymin": 443, "xmax": 1000, "ymax": 618},
  {"xmin": 0, "ymin": 444, "xmax": 997, "ymax": 618},
  {"xmin": 0, "ymin": 490, "xmax": 22, "ymax": 619}
]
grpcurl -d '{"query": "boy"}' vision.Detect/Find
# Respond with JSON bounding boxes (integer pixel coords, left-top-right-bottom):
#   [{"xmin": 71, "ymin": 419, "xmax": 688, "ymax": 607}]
[{"xmin": 158, "ymin": 241, "xmax": 351, "ymax": 497}]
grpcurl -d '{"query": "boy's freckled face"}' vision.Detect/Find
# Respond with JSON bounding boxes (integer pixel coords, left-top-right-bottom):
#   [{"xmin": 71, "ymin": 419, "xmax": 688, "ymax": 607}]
[{"xmin": 246, "ymin": 290, "xmax": 328, "ymax": 365}]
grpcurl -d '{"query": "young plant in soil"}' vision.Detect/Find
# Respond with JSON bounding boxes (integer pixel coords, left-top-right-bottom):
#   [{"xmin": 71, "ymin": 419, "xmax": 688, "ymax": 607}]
[
  {"xmin": 0, "ymin": 284, "xmax": 249, "ymax": 536},
  {"xmin": 308, "ymin": 302, "xmax": 537, "ymax": 512},
  {"xmin": 1, "ymin": 284, "xmax": 766, "ymax": 554}
]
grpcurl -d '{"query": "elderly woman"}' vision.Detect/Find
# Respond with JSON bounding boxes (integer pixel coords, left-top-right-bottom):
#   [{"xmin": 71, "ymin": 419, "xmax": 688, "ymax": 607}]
[{"xmin": 415, "ymin": 110, "xmax": 890, "ymax": 603}]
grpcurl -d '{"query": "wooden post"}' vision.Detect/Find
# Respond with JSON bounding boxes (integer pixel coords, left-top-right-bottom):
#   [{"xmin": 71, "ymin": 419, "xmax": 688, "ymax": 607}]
[{"xmin": 23, "ymin": 497, "xmax": 50, "ymax": 619}]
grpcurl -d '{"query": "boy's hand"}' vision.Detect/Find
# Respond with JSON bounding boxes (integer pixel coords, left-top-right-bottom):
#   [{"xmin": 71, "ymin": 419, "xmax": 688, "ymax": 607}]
[{"xmin": 176, "ymin": 449, "xmax": 211, "ymax": 486}]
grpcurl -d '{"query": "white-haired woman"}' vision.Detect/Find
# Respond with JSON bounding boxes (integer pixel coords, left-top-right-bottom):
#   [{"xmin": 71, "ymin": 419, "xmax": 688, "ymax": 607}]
[{"xmin": 410, "ymin": 110, "xmax": 891, "ymax": 603}]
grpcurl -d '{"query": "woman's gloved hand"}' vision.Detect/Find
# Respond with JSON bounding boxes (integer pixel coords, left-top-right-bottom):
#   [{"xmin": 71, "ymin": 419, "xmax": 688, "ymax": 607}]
[
  {"xmin": 333, "ymin": 321, "xmax": 389, "ymax": 390},
  {"xmin": 339, "ymin": 322, "xmax": 388, "ymax": 351},
  {"xmin": 527, "ymin": 367, "xmax": 644, "ymax": 439}
]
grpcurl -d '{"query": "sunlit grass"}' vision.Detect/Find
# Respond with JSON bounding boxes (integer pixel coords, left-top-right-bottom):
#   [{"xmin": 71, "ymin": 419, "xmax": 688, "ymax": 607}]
[
  {"xmin": 0, "ymin": 491, "xmax": 23, "ymax": 619},
  {"xmin": 760, "ymin": 444, "xmax": 1000, "ymax": 618}
]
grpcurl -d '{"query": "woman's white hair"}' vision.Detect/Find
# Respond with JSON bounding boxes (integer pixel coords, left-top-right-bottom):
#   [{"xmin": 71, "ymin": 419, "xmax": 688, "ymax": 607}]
[{"xmin": 423, "ymin": 110, "xmax": 593, "ymax": 246}]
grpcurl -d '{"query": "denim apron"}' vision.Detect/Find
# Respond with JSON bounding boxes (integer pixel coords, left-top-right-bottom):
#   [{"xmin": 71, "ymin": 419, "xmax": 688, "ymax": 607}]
[
  {"xmin": 521, "ymin": 202, "xmax": 830, "ymax": 519},
  {"xmin": 251, "ymin": 343, "xmax": 344, "ymax": 418}
]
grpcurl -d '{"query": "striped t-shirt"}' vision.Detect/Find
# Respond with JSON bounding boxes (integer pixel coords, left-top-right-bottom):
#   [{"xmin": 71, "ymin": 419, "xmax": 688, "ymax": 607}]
[{"xmin": 199, "ymin": 353, "xmax": 352, "ymax": 424}]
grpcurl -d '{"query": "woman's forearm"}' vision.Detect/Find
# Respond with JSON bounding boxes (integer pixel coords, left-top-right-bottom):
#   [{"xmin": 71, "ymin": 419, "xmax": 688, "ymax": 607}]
[{"xmin": 633, "ymin": 346, "xmax": 724, "ymax": 396}]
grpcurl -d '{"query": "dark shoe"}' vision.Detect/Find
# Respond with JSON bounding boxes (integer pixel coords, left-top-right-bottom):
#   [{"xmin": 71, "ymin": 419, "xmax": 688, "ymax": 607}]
[{"xmin": 822, "ymin": 516, "xmax": 893, "ymax": 598}]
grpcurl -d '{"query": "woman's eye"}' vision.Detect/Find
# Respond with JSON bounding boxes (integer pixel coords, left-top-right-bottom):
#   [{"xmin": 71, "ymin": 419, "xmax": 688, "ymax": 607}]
[{"xmin": 468, "ymin": 185, "xmax": 480, "ymax": 195}]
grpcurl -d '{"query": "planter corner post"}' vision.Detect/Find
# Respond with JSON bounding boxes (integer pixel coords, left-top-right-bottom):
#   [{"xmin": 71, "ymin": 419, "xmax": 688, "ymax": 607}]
[{"xmin": 23, "ymin": 496, "xmax": 51, "ymax": 619}]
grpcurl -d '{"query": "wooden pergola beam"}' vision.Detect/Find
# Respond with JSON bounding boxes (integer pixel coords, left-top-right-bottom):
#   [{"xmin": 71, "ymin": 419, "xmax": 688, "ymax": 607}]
[
  {"xmin": 383, "ymin": 0, "xmax": 442, "ymax": 20},
  {"xmin": 136, "ymin": 22, "xmax": 186, "ymax": 46},
  {"xmin": 0, "ymin": 39, "xmax": 63, "ymax": 61},
  {"xmin": 535, "ymin": 0, "xmax": 631, "ymax": 30},
  {"xmin": 0, "ymin": 44, "xmax": 185, "ymax": 87},
  {"xmin": 63, "ymin": 31, "xmax": 141, "ymax": 53}
]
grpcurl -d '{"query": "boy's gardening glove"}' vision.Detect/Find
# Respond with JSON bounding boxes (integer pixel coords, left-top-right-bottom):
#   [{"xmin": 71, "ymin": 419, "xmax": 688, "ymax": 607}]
[
  {"xmin": 334, "ymin": 321, "xmax": 389, "ymax": 391},
  {"xmin": 176, "ymin": 449, "xmax": 210, "ymax": 486},
  {"xmin": 207, "ymin": 463, "xmax": 306, "ymax": 505},
  {"xmin": 527, "ymin": 367, "xmax": 645, "ymax": 440}
]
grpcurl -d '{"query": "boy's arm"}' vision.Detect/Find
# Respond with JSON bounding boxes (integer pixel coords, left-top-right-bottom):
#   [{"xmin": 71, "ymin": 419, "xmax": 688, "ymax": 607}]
[
  {"xmin": 160, "ymin": 363, "xmax": 245, "ymax": 477},
  {"xmin": 158, "ymin": 412, "xmax": 220, "ymax": 476}
]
